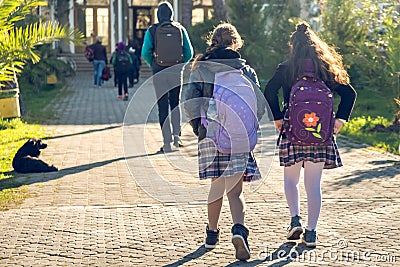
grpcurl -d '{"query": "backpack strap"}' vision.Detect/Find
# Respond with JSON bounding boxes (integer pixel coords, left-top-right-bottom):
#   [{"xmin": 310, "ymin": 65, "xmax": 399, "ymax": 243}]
[
  {"xmin": 276, "ymin": 103, "xmax": 289, "ymax": 146},
  {"xmin": 149, "ymin": 24, "xmax": 157, "ymax": 39},
  {"xmin": 200, "ymin": 107, "xmax": 208, "ymax": 128},
  {"xmin": 150, "ymin": 21, "xmax": 182, "ymax": 39}
]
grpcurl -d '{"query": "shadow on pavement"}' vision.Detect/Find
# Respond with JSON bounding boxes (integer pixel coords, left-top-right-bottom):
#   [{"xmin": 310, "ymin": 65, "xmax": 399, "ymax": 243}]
[
  {"xmin": 0, "ymin": 153, "xmax": 158, "ymax": 190},
  {"xmin": 256, "ymin": 242, "xmax": 315, "ymax": 267},
  {"xmin": 163, "ymin": 245, "xmax": 208, "ymax": 267},
  {"xmin": 45, "ymin": 125, "xmax": 121, "ymax": 140},
  {"xmin": 332, "ymin": 159, "xmax": 399, "ymax": 188}
]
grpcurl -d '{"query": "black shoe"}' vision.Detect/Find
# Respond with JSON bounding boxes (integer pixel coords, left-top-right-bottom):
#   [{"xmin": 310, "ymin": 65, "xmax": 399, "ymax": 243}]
[
  {"xmin": 231, "ymin": 224, "xmax": 250, "ymax": 261},
  {"xmin": 158, "ymin": 144, "xmax": 172, "ymax": 153},
  {"xmin": 173, "ymin": 135, "xmax": 183, "ymax": 148},
  {"xmin": 302, "ymin": 229, "xmax": 317, "ymax": 248},
  {"xmin": 287, "ymin": 215, "xmax": 303, "ymax": 240},
  {"xmin": 205, "ymin": 225, "xmax": 219, "ymax": 249},
  {"xmin": 123, "ymin": 94, "xmax": 128, "ymax": 101}
]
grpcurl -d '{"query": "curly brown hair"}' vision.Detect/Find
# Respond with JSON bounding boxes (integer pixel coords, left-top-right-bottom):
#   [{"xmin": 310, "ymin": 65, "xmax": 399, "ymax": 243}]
[{"xmin": 288, "ymin": 22, "xmax": 349, "ymax": 85}]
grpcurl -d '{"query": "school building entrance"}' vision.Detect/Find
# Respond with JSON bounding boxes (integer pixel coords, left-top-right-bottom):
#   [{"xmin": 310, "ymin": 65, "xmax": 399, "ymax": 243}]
[{"xmin": 70, "ymin": 0, "xmax": 212, "ymax": 55}]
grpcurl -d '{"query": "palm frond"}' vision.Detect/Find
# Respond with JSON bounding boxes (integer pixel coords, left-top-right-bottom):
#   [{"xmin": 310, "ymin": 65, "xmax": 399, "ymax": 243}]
[
  {"xmin": 0, "ymin": 21, "xmax": 84, "ymax": 85},
  {"xmin": 0, "ymin": 0, "xmax": 47, "ymax": 27}
]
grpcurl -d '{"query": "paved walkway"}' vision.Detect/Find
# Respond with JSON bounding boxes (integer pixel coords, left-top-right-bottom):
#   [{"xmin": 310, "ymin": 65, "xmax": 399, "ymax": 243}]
[{"xmin": 0, "ymin": 71, "xmax": 399, "ymax": 266}]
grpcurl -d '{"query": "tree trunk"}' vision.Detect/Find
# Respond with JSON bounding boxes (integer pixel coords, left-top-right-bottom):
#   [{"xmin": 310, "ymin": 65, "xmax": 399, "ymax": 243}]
[
  {"xmin": 181, "ymin": 0, "xmax": 193, "ymax": 28},
  {"xmin": 394, "ymin": 98, "xmax": 400, "ymax": 126},
  {"xmin": 213, "ymin": 0, "xmax": 227, "ymax": 22}
]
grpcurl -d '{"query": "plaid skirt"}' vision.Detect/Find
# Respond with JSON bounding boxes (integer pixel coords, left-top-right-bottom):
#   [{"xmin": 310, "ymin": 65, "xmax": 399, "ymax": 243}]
[
  {"xmin": 198, "ymin": 138, "xmax": 261, "ymax": 181},
  {"xmin": 279, "ymin": 137, "xmax": 342, "ymax": 169}
]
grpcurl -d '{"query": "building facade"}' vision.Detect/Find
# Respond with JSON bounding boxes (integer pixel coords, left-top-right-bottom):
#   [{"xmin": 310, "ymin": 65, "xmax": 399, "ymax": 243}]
[{"xmin": 56, "ymin": 0, "xmax": 212, "ymax": 54}]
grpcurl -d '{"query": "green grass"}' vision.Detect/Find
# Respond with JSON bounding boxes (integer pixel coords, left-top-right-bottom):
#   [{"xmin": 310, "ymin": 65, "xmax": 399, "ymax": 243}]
[
  {"xmin": 342, "ymin": 88, "xmax": 400, "ymax": 155},
  {"xmin": 0, "ymin": 83, "xmax": 66, "ymax": 210},
  {"xmin": 21, "ymin": 84, "xmax": 70, "ymax": 123},
  {"xmin": 349, "ymin": 88, "xmax": 396, "ymax": 119},
  {"xmin": 0, "ymin": 118, "xmax": 50, "ymax": 210},
  {"xmin": 342, "ymin": 116, "xmax": 399, "ymax": 154},
  {"xmin": 305, "ymin": 85, "xmax": 400, "ymax": 154}
]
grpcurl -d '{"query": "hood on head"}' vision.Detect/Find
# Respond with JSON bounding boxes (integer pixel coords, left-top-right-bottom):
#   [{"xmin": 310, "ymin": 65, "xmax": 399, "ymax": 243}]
[{"xmin": 157, "ymin": 2, "xmax": 173, "ymax": 22}]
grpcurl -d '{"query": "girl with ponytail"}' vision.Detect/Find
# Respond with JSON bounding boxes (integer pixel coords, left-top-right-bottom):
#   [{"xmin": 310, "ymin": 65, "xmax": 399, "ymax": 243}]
[
  {"xmin": 264, "ymin": 22, "xmax": 356, "ymax": 248},
  {"xmin": 184, "ymin": 23, "xmax": 266, "ymax": 261}
]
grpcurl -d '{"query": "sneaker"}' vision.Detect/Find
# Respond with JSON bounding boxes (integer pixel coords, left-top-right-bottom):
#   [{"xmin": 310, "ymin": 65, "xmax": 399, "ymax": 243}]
[
  {"xmin": 173, "ymin": 135, "xmax": 183, "ymax": 147},
  {"xmin": 231, "ymin": 224, "xmax": 250, "ymax": 261},
  {"xmin": 205, "ymin": 225, "xmax": 219, "ymax": 249},
  {"xmin": 287, "ymin": 215, "xmax": 303, "ymax": 240},
  {"xmin": 123, "ymin": 94, "xmax": 128, "ymax": 101},
  {"xmin": 302, "ymin": 229, "xmax": 317, "ymax": 248},
  {"xmin": 118, "ymin": 95, "xmax": 123, "ymax": 100}
]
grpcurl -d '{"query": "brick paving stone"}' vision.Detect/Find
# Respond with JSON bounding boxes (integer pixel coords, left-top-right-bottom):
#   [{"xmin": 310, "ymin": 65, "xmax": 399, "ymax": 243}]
[{"xmin": 0, "ymin": 72, "xmax": 399, "ymax": 266}]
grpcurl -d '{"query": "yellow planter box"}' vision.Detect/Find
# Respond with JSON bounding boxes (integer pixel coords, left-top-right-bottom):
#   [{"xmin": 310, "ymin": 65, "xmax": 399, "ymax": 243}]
[
  {"xmin": 47, "ymin": 73, "xmax": 57, "ymax": 85},
  {"xmin": 0, "ymin": 96, "xmax": 21, "ymax": 118}
]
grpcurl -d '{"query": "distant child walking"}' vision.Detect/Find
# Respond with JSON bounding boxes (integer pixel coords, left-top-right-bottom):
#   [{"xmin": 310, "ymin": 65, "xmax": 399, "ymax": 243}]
[
  {"xmin": 111, "ymin": 41, "xmax": 133, "ymax": 101},
  {"xmin": 185, "ymin": 23, "xmax": 265, "ymax": 261},
  {"xmin": 264, "ymin": 22, "xmax": 356, "ymax": 248}
]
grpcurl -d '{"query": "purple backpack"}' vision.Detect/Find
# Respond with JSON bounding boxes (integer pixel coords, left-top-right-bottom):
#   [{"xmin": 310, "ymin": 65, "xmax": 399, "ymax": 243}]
[
  {"xmin": 283, "ymin": 59, "xmax": 335, "ymax": 146},
  {"xmin": 204, "ymin": 68, "xmax": 258, "ymax": 154}
]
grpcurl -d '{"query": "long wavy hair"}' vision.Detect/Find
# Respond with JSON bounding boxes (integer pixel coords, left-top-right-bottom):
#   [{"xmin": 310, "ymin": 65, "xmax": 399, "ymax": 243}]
[
  {"xmin": 288, "ymin": 22, "xmax": 349, "ymax": 85},
  {"xmin": 191, "ymin": 23, "xmax": 243, "ymax": 70}
]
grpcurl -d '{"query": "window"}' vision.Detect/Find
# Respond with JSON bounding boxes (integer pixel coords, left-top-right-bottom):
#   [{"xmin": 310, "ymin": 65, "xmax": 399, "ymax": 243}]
[
  {"xmin": 131, "ymin": 0, "xmax": 159, "ymax": 6},
  {"xmin": 75, "ymin": 0, "xmax": 110, "ymax": 6}
]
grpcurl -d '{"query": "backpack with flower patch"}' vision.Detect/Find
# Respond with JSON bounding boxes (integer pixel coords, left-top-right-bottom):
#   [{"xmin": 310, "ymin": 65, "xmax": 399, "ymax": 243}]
[{"xmin": 283, "ymin": 59, "xmax": 335, "ymax": 146}]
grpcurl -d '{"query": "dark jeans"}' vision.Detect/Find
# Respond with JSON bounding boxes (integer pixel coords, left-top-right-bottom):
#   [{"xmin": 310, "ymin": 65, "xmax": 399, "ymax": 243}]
[
  {"xmin": 153, "ymin": 72, "xmax": 181, "ymax": 145},
  {"xmin": 116, "ymin": 71, "xmax": 128, "ymax": 96},
  {"xmin": 114, "ymin": 68, "xmax": 118, "ymax": 86}
]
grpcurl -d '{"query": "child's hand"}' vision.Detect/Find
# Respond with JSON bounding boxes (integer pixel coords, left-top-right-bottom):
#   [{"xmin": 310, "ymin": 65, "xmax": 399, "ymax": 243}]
[
  {"xmin": 334, "ymin": 119, "xmax": 345, "ymax": 135},
  {"xmin": 274, "ymin": 119, "xmax": 283, "ymax": 132}
]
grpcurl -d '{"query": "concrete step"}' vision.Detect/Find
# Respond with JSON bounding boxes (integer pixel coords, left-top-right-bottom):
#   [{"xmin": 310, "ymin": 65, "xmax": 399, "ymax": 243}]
[{"xmin": 57, "ymin": 53, "xmax": 152, "ymax": 75}]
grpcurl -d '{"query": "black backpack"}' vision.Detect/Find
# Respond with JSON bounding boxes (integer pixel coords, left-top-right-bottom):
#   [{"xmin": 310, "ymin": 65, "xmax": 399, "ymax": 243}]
[
  {"xmin": 115, "ymin": 51, "xmax": 130, "ymax": 70},
  {"xmin": 154, "ymin": 21, "xmax": 183, "ymax": 66}
]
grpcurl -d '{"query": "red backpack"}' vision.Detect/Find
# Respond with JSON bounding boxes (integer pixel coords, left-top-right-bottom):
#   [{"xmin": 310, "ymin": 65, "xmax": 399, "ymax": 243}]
[
  {"xmin": 101, "ymin": 66, "xmax": 111, "ymax": 81},
  {"xmin": 84, "ymin": 45, "xmax": 95, "ymax": 62}
]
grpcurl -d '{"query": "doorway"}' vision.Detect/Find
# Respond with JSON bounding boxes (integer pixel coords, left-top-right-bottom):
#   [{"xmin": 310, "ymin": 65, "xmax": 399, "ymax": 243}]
[
  {"xmin": 130, "ymin": 7, "xmax": 152, "ymax": 48},
  {"xmin": 76, "ymin": 6, "xmax": 110, "ymax": 52}
]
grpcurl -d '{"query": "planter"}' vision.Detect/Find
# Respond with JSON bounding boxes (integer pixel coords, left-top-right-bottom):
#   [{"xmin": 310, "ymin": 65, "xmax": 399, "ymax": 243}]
[
  {"xmin": 0, "ymin": 89, "xmax": 21, "ymax": 118},
  {"xmin": 46, "ymin": 73, "xmax": 57, "ymax": 85},
  {"xmin": 0, "ymin": 97, "xmax": 21, "ymax": 119}
]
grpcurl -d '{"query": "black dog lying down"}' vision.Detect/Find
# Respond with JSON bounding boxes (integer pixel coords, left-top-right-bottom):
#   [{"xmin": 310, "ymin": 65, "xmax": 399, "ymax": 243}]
[{"xmin": 12, "ymin": 138, "xmax": 58, "ymax": 173}]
